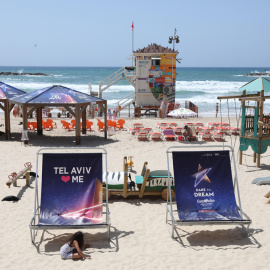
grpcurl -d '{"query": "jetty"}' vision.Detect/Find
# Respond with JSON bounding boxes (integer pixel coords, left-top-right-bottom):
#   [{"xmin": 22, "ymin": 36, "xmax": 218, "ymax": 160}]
[
  {"xmin": 245, "ymin": 71, "xmax": 270, "ymax": 76},
  {"xmin": 0, "ymin": 72, "xmax": 52, "ymax": 76}
]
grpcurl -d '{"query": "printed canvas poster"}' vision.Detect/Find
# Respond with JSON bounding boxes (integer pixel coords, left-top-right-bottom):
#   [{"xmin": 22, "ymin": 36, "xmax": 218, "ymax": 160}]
[
  {"xmin": 172, "ymin": 151, "xmax": 242, "ymax": 221},
  {"xmin": 39, "ymin": 153, "xmax": 103, "ymax": 225}
]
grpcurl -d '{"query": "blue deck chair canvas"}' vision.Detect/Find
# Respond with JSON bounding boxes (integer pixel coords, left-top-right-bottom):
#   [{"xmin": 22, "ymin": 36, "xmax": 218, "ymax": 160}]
[
  {"xmin": 30, "ymin": 147, "xmax": 110, "ymax": 244},
  {"xmin": 166, "ymin": 145, "xmax": 251, "ymax": 238}
]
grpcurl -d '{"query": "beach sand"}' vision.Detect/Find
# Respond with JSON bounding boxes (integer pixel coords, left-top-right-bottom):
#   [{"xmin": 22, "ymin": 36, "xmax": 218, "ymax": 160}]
[{"xmin": 0, "ymin": 115, "xmax": 269, "ymax": 270}]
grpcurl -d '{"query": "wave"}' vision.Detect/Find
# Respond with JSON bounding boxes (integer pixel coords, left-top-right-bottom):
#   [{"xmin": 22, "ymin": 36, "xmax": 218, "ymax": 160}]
[
  {"xmin": 2, "ymin": 79, "xmax": 247, "ymax": 93},
  {"xmin": 176, "ymin": 80, "xmax": 246, "ymax": 92}
]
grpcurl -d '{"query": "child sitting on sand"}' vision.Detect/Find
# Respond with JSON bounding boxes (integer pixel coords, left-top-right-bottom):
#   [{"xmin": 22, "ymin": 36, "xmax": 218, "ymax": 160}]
[{"xmin": 60, "ymin": 231, "xmax": 91, "ymax": 260}]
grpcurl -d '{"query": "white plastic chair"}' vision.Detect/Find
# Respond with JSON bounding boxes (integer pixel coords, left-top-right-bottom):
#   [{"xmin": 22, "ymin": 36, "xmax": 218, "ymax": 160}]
[{"xmin": 21, "ymin": 129, "xmax": 29, "ymax": 145}]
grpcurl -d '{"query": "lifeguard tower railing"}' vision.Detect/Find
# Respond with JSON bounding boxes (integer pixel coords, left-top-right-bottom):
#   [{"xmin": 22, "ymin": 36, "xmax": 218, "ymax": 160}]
[
  {"xmin": 115, "ymin": 92, "xmax": 135, "ymax": 114},
  {"xmin": 89, "ymin": 67, "xmax": 136, "ymax": 99}
]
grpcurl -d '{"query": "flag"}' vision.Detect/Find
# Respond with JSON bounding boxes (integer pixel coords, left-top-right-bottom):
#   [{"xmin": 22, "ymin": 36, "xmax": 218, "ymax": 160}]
[{"xmin": 132, "ymin": 21, "xmax": 134, "ymax": 30}]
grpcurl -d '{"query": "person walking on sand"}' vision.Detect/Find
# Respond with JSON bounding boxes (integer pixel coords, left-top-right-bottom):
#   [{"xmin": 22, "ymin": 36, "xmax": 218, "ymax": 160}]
[
  {"xmin": 60, "ymin": 231, "xmax": 91, "ymax": 260},
  {"xmin": 216, "ymin": 102, "xmax": 219, "ymax": 117}
]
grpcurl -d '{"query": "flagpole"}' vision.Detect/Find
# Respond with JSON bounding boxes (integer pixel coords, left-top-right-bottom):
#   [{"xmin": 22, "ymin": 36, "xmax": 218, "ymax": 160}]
[{"xmin": 132, "ymin": 21, "xmax": 134, "ymax": 66}]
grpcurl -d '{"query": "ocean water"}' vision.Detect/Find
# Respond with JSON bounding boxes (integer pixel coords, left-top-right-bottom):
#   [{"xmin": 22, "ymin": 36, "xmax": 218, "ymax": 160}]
[{"xmin": 1, "ymin": 66, "xmax": 270, "ymax": 117}]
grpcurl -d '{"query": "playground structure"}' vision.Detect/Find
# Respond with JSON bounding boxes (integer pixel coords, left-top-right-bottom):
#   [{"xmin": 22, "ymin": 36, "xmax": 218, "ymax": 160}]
[
  {"xmin": 218, "ymin": 77, "xmax": 270, "ymax": 168},
  {"xmin": 6, "ymin": 162, "xmax": 32, "ymax": 188},
  {"xmin": 103, "ymin": 157, "xmax": 175, "ymax": 200},
  {"xmin": 127, "ymin": 156, "xmax": 134, "ymax": 171}
]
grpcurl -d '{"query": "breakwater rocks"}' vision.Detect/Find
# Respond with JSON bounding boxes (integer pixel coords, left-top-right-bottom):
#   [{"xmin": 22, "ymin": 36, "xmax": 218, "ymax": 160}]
[
  {"xmin": 0, "ymin": 72, "xmax": 52, "ymax": 76},
  {"xmin": 245, "ymin": 72, "xmax": 270, "ymax": 76}
]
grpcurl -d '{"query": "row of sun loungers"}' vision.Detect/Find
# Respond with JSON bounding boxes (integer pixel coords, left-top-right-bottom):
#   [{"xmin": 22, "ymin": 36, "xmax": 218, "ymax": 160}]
[{"xmin": 130, "ymin": 122, "xmax": 240, "ymax": 142}]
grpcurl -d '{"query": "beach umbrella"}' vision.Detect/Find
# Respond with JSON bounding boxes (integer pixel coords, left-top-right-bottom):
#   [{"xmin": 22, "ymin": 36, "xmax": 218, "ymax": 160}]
[{"xmin": 167, "ymin": 108, "xmax": 197, "ymax": 118}]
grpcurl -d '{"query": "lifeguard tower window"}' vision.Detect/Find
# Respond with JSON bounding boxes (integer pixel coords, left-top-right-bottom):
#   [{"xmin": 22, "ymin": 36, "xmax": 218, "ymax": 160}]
[{"xmin": 151, "ymin": 59, "xmax": 160, "ymax": 66}]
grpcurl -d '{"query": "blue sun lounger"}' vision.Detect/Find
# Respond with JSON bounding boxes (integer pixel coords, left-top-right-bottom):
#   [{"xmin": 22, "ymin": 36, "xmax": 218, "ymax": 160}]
[
  {"xmin": 29, "ymin": 147, "xmax": 110, "ymax": 244},
  {"xmin": 166, "ymin": 145, "xmax": 251, "ymax": 238}
]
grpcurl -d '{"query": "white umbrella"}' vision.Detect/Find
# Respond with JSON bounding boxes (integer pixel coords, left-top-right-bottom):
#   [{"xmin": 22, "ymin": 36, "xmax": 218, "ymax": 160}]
[{"xmin": 167, "ymin": 108, "xmax": 197, "ymax": 118}]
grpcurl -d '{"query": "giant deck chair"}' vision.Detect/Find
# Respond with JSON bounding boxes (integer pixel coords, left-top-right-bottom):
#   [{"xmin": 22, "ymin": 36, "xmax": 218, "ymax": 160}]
[
  {"xmin": 29, "ymin": 147, "xmax": 110, "ymax": 244},
  {"xmin": 166, "ymin": 145, "xmax": 251, "ymax": 239}
]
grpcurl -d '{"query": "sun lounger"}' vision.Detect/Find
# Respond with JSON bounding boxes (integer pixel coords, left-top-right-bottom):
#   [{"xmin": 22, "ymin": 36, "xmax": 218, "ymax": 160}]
[
  {"xmin": 133, "ymin": 123, "xmax": 144, "ymax": 128},
  {"xmin": 157, "ymin": 122, "xmax": 168, "ymax": 130},
  {"xmin": 163, "ymin": 129, "xmax": 176, "ymax": 141},
  {"xmin": 218, "ymin": 122, "xmax": 230, "ymax": 127},
  {"xmin": 29, "ymin": 148, "xmax": 110, "ymax": 244},
  {"xmin": 129, "ymin": 127, "xmax": 141, "ymax": 135},
  {"xmin": 201, "ymin": 132, "xmax": 214, "ymax": 141},
  {"xmin": 174, "ymin": 127, "xmax": 182, "ymax": 135},
  {"xmin": 183, "ymin": 123, "xmax": 194, "ymax": 127},
  {"xmin": 141, "ymin": 127, "xmax": 153, "ymax": 133},
  {"xmin": 135, "ymin": 131, "xmax": 149, "ymax": 141},
  {"xmin": 208, "ymin": 122, "xmax": 219, "ymax": 129},
  {"xmin": 150, "ymin": 132, "xmax": 163, "ymax": 141},
  {"xmin": 212, "ymin": 132, "xmax": 225, "ymax": 142},
  {"xmin": 231, "ymin": 127, "xmax": 240, "ymax": 136},
  {"xmin": 166, "ymin": 145, "xmax": 251, "ymax": 239},
  {"xmin": 168, "ymin": 122, "xmax": 178, "ymax": 128}
]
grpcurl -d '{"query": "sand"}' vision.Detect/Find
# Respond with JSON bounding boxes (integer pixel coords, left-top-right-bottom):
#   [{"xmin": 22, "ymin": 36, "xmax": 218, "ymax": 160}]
[{"xmin": 0, "ymin": 115, "xmax": 269, "ymax": 270}]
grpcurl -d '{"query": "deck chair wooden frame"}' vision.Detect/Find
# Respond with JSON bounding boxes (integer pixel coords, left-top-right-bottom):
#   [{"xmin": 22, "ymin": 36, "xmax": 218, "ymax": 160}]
[
  {"xmin": 166, "ymin": 145, "xmax": 251, "ymax": 239},
  {"xmin": 29, "ymin": 147, "xmax": 111, "ymax": 244}
]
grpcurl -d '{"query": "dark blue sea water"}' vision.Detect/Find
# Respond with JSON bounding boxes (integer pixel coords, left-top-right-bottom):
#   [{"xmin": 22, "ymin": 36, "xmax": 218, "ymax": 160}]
[{"xmin": 1, "ymin": 66, "xmax": 269, "ymax": 116}]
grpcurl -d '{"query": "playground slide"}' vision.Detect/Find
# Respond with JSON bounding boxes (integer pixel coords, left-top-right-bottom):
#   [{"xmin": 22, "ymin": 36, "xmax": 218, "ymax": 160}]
[
  {"xmin": 252, "ymin": 176, "xmax": 270, "ymax": 185},
  {"xmin": 103, "ymin": 172, "xmax": 124, "ymax": 189}
]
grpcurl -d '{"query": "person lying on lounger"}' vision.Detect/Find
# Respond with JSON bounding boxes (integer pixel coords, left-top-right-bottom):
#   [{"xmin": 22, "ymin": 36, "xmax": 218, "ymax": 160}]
[{"xmin": 60, "ymin": 231, "xmax": 91, "ymax": 260}]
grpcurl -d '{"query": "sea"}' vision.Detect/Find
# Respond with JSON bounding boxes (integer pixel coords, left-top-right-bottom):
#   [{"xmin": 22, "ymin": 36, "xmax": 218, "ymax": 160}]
[{"xmin": 1, "ymin": 66, "xmax": 270, "ymax": 117}]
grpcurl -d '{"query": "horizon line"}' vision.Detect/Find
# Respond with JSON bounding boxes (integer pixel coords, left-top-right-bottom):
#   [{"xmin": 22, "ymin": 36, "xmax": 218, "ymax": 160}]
[{"xmin": 0, "ymin": 65, "xmax": 269, "ymax": 69}]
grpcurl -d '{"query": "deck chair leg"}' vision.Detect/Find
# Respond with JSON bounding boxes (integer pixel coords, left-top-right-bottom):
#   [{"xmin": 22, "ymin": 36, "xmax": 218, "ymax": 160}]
[
  {"xmin": 107, "ymin": 226, "xmax": 110, "ymax": 241},
  {"xmin": 171, "ymin": 222, "xmax": 175, "ymax": 238},
  {"xmin": 30, "ymin": 227, "xmax": 35, "ymax": 244}
]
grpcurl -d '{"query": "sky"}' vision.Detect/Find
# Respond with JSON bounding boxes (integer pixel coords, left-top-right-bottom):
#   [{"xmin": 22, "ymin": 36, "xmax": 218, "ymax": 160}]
[{"xmin": 1, "ymin": 0, "xmax": 270, "ymax": 67}]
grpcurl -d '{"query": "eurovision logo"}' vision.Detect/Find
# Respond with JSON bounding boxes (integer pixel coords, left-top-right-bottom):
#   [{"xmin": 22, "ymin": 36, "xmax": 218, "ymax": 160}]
[{"xmin": 191, "ymin": 164, "xmax": 212, "ymax": 188}]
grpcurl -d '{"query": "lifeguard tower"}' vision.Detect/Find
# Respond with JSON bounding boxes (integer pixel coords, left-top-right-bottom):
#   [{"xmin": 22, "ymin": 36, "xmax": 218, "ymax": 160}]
[
  {"xmin": 132, "ymin": 43, "xmax": 179, "ymax": 117},
  {"xmin": 89, "ymin": 43, "xmax": 197, "ymax": 117}
]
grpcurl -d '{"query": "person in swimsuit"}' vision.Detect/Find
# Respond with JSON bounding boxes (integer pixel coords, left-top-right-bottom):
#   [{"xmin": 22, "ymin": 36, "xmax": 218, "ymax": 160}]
[{"xmin": 60, "ymin": 231, "xmax": 91, "ymax": 260}]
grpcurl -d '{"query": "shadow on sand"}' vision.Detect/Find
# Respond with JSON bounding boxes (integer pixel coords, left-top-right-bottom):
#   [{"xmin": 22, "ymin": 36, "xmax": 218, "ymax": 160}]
[
  {"xmin": 171, "ymin": 227, "xmax": 262, "ymax": 250},
  {"xmin": 33, "ymin": 226, "xmax": 134, "ymax": 256}
]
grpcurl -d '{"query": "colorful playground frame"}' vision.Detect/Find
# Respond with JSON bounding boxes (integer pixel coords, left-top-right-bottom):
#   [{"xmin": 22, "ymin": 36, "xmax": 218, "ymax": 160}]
[{"xmin": 104, "ymin": 157, "xmax": 174, "ymax": 200}]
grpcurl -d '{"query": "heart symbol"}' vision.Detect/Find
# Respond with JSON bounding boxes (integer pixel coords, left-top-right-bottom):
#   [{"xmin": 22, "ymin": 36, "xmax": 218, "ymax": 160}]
[{"xmin": 61, "ymin": 176, "xmax": 70, "ymax": 183}]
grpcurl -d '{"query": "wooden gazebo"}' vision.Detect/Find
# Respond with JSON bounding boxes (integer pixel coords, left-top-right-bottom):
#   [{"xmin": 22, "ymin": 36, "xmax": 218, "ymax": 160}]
[
  {"xmin": 9, "ymin": 85, "xmax": 107, "ymax": 145},
  {"xmin": 0, "ymin": 82, "xmax": 26, "ymax": 140}
]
